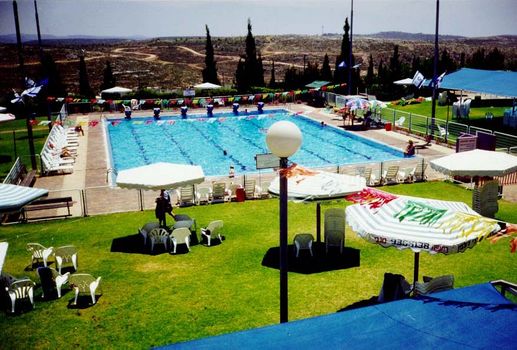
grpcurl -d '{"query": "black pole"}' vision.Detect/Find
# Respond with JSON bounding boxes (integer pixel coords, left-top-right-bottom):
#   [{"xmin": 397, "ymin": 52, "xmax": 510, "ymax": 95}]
[
  {"xmin": 279, "ymin": 157, "xmax": 288, "ymax": 323},
  {"xmin": 348, "ymin": 0, "xmax": 354, "ymax": 95},
  {"xmin": 34, "ymin": 0, "xmax": 43, "ymax": 61},
  {"xmin": 316, "ymin": 202, "xmax": 321, "ymax": 243},
  {"xmin": 13, "ymin": 0, "xmax": 37, "ymax": 170},
  {"xmin": 413, "ymin": 251, "xmax": 420, "ymax": 295},
  {"xmin": 430, "ymin": 0, "xmax": 440, "ymax": 139}
]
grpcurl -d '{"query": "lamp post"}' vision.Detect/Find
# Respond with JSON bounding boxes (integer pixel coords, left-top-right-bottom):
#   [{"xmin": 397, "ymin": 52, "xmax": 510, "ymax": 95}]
[{"xmin": 266, "ymin": 121, "xmax": 302, "ymax": 324}]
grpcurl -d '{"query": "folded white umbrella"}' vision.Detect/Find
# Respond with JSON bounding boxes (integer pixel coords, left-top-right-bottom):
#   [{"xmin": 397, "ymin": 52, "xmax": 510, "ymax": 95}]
[
  {"xmin": 430, "ymin": 149, "xmax": 517, "ymax": 177},
  {"xmin": 115, "ymin": 162, "xmax": 205, "ymax": 190},
  {"xmin": 0, "ymin": 183, "xmax": 49, "ymax": 214},
  {"xmin": 268, "ymin": 170, "xmax": 366, "ymax": 202}
]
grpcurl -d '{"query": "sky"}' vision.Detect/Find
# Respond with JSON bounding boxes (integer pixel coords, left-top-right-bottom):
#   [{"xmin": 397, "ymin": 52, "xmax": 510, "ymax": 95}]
[{"xmin": 0, "ymin": 0, "xmax": 516, "ymax": 39}]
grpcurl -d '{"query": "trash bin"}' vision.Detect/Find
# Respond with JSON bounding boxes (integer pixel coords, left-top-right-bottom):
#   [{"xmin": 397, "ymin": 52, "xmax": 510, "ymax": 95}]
[
  {"xmin": 385, "ymin": 122, "xmax": 392, "ymax": 131},
  {"xmin": 236, "ymin": 188, "xmax": 246, "ymax": 202}
]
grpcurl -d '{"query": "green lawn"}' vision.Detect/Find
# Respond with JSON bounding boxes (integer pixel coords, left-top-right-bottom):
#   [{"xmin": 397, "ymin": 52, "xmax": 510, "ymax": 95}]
[
  {"xmin": 1, "ymin": 182, "xmax": 516, "ymax": 349},
  {"xmin": 0, "ymin": 117, "xmax": 51, "ymax": 179}
]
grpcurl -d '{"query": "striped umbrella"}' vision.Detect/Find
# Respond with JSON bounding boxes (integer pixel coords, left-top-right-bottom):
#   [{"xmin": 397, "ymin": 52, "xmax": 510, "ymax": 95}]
[
  {"xmin": 346, "ymin": 191, "xmax": 501, "ymax": 284},
  {"xmin": 0, "ymin": 183, "xmax": 49, "ymax": 214}
]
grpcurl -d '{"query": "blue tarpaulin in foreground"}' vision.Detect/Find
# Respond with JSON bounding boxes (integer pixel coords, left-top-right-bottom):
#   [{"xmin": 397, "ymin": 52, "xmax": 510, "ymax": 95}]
[
  {"xmin": 439, "ymin": 68, "xmax": 517, "ymax": 98},
  {"xmin": 161, "ymin": 283, "xmax": 516, "ymax": 349}
]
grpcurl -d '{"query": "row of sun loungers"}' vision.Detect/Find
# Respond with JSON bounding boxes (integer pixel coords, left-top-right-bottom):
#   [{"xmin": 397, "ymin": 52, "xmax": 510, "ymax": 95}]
[
  {"xmin": 357, "ymin": 163, "xmax": 427, "ymax": 186},
  {"xmin": 41, "ymin": 125, "xmax": 80, "ymax": 175}
]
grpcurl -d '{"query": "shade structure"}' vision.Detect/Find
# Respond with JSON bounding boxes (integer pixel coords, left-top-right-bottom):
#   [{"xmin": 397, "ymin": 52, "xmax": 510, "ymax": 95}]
[
  {"xmin": 0, "ymin": 242, "xmax": 8, "ymax": 274},
  {"xmin": 268, "ymin": 169, "xmax": 366, "ymax": 202},
  {"xmin": 194, "ymin": 82, "xmax": 221, "ymax": 90},
  {"xmin": 115, "ymin": 162, "xmax": 205, "ymax": 190},
  {"xmin": 0, "ymin": 113, "xmax": 15, "ymax": 123},
  {"xmin": 393, "ymin": 77, "xmax": 414, "ymax": 85},
  {"xmin": 161, "ymin": 283, "xmax": 517, "ymax": 350},
  {"xmin": 346, "ymin": 190, "xmax": 500, "ymax": 281},
  {"xmin": 100, "ymin": 86, "xmax": 132, "ymax": 95},
  {"xmin": 430, "ymin": 149, "xmax": 517, "ymax": 177},
  {"xmin": 0, "ymin": 183, "xmax": 49, "ymax": 214}
]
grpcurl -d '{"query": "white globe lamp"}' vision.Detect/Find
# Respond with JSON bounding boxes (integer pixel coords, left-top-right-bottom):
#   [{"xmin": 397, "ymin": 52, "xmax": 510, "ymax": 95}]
[{"xmin": 266, "ymin": 121, "xmax": 302, "ymax": 158}]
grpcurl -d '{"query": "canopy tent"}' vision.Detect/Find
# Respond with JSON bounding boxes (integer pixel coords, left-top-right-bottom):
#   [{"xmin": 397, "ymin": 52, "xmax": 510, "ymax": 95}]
[
  {"xmin": 193, "ymin": 82, "xmax": 221, "ymax": 90},
  {"xmin": 393, "ymin": 78, "xmax": 414, "ymax": 85},
  {"xmin": 115, "ymin": 162, "xmax": 205, "ymax": 191},
  {"xmin": 100, "ymin": 86, "xmax": 132, "ymax": 98},
  {"xmin": 305, "ymin": 81, "xmax": 331, "ymax": 89},
  {"xmin": 439, "ymin": 68, "xmax": 517, "ymax": 98},
  {"xmin": 161, "ymin": 282, "xmax": 517, "ymax": 349},
  {"xmin": 430, "ymin": 149, "xmax": 517, "ymax": 177},
  {"xmin": 0, "ymin": 183, "xmax": 49, "ymax": 214}
]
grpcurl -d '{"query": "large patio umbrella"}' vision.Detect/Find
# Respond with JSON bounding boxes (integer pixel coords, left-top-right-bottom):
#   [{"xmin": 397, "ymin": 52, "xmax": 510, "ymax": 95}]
[
  {"xmin": 268, "ymin": 165, "xmax": 367, "ymax": 242},
  {"xmin": 346, "ymin": 189, "xmax": 501, "ymax": 286},
  {"xmin": 194, "ymin": 82, "xmax": 221, "ymax": 90},
  {"xmin": 0, "ymin": 183, "xmax": 49, "ymax": 214},
  {"xmin": 0, "ymin": 113, "xmax": 15, "ymax": 123},
  {"xmin": 0, "ymin": 242, "xmax": 8, "ymax": 274},
  {"xmin": 115, "ymin": 162, "xmax": 205, "ymax": 190},
  {"xmin": 429, "ymin": 149, "xmax": 517, "ymax": 177}
]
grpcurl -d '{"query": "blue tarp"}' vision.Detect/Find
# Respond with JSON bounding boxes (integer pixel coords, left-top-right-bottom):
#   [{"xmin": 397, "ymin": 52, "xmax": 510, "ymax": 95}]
[
  {"xmin": 161, "ymin": 283, "xmax": 517, "ymax": 349},
  {"xmin": 439, "ymin": 68, "xmax": 517, "ymax": 98}
]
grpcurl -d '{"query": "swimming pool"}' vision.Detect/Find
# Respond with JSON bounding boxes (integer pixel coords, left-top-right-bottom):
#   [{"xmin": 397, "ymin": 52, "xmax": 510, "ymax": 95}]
[{"xmin": 105, "ymin": 109, "xmax": 405, "ymax": 176}]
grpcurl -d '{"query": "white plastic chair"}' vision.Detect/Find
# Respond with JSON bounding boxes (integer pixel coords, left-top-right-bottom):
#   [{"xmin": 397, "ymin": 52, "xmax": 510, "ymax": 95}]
[
  {"xmin": 324, "ymin": 208, "xmax": 345, "ymax": 254},
  {"xmin": 69, "ymin": 273, "xmax": 102, "ymax": 305},
  {"xmin": 293, "ymin": 233, "xmax": 314, "ymax": 258},
  {"xmin": 26, "ymin": 243, "xmax": 54, "ymax": 268},
  {"xmin": 196, "ymin": 187, "xmax": 211, "ymax": 205},
  {"xmin": 139, "ymin": 222, "xmax": 160, "ymax": 245},
  {"xmin": 201, "ymin": 220, "xmax": 224, "ymax": 246},
  {"xmin": 37, "ymin": 267, "xmax": 69, "ymax": 299},
  {"xmin": 6, "ymin": 278, "xmax": 35, "ymax": 313},
  {"xmin": 149, "ymin": 228, "xmax": 169, "ymax": 252},
  {"xmin": 170, "ymin": 227, "xmax": 191, "ymax": 253},
  {"xmin": 54, "ymin": 245, "xmax": 78, "ymax": 274}
]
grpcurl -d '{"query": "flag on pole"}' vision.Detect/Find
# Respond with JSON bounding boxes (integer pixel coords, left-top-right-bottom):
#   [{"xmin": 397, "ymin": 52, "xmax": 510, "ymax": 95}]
[
  {"xmin": 428, "ymin": 71, "xmax": 447, "ymax": 88},
  {"xmin": 412, "ymin": 71, "xmax": 425, "ymax": 89},
  {"xmin": 338, "ymin": 61, "xmax": 346, "ymax": 68}
]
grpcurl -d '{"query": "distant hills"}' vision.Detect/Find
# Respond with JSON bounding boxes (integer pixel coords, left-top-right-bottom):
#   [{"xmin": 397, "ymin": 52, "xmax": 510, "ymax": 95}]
[{"xmin": 1, "ymin": 31, "xmax": 516, "ymax": 44}]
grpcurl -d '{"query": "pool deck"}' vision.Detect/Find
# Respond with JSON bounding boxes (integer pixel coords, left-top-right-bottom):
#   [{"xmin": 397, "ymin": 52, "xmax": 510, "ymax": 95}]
[{"xmin": 33, "ymin": 105, "xmax": 517, "ymax": 215}]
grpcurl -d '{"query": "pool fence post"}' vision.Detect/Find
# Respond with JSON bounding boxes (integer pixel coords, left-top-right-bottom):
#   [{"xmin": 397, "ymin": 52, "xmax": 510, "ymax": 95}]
[
  {"xmin": 409, "ymin": 113, "xmax": 412, "ymax": 133},
  {"xmin": 139, "ymin": 189, "xmax": 144, "ymax": 211},
  {"xmin": 81, "ymin": 189, "xmax": 88, "ymax": 217}
]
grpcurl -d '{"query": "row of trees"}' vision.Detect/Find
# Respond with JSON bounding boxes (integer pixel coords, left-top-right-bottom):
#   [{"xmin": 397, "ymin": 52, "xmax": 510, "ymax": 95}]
[
  {"xmin": 18, "ymin": 18, "xmax": 515, "ymax": 102},
  {"xmin": 201, "ymin": 18, "xmax": 515, "ymax": 101}
]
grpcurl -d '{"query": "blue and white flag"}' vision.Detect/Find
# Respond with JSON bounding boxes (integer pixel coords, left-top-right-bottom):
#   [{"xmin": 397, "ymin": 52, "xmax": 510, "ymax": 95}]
[
  {"xmin": 338, "ymin": 61, "xmax": 346, "ymax": 68},
  {"xmin": 412, "ymin": 71, "xmax": 425, "ymax": 89},
  {"xmin": 25, "ymin": 77, "xmax": 36, "ymax": 88},
  {"xmin": 428, "ymin": 71, "xmax": 446, "ymax": 88},
  {"xmin": 352, "ymin": 63, "xmax": 361, "ymax": 69}
]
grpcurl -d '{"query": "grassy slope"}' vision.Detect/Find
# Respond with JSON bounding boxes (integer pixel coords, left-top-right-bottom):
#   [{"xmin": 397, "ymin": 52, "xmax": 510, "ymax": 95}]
[{"xmin": 1, "ymin": 182, "xmax": 516, "ymax": 349}]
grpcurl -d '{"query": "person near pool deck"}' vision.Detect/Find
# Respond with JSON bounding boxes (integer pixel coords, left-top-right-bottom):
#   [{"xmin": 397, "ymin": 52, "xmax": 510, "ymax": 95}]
[
  {"xmin": 404, "ymin": 140, "xmax": 416, "ymax": 157},
  {"xmin": 156, "ymin": 190, "xmax": 175, "ymax": 226}
]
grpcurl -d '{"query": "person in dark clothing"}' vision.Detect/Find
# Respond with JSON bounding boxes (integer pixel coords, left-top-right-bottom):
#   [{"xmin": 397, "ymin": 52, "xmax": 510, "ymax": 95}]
[{"xmin": 155, "ymin": 195, "xmax": 168, "ymax": 227}]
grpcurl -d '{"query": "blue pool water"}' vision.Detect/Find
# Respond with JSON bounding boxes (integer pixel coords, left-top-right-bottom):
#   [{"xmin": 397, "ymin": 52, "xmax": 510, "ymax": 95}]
[{"xmin": 106, "ymin": 109, "xmax": 405, "ymax": 176}]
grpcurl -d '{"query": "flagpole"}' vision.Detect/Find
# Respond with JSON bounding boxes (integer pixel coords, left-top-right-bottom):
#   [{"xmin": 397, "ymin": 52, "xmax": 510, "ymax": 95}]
[
  {"xmin": 430, "ymin": 0, "xmax": 440, "ymax": 140},
  {"xmin": 348, "ymin": 0, "xmax": 354, "ymax": 95},
  {"xmin": 13, "ymin": 0, "xmax": 37, "ymax": 170},
  {"xmin": 34, "ymin": 0, "xmax": 43, "ymax": 62}
]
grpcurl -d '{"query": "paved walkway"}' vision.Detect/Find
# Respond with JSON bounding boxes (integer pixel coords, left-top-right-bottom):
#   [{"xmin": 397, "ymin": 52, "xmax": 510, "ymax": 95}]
[{"xmin": 32, "ymin": 105, "xmax": 517, "ymax": 218}]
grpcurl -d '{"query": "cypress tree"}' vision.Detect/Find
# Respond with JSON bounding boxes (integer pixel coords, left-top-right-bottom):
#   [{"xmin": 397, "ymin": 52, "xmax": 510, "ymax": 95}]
[
  {"xmin": 79, "ymin": 50, "xmax": 94, "ymax": 98},
  {"xmin": 321, "ymin": 54, "xmax": 332, "ymax": 82},
  {"xmin": 334, "ymin": 18, "xmax": 350, "ymax": 83},
  {"xmin": 235, "ymin": 58, "xmax": 248, "ymax": 92},
  {"xmin": 257, "ymin": 52, "xmax": 265, "ymax": 86},
  {"xmin": 40, "ymin": 52, "xmax": 66, "ymax": 97},
  {"xmin": 365, "ymin": 54, "xmax": 374, "ymax": 87},
  {"xmin": 202, "ymin": 25, "xmax": 220, "ymax": 85},
  {"xmin": 100, "ymin": 60, "xmax": 116, "ymax": 91}
]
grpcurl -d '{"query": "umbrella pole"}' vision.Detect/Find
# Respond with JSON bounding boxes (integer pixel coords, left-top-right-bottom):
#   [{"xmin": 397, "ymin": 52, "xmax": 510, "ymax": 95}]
[
  {"xmin": 316, "ymin": 203, "xmax": 321, "ymax": 243},
  {"xmin": 413, "ymin": 251, "xmax": 420, "ymax": 294}
]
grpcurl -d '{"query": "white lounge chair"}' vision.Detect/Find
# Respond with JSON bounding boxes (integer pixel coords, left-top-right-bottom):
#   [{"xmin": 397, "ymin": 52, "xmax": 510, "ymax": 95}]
[
  {"xmin": 382, "ymin": 166, "xmax": 400, "ymax": 185},
  {"xmin": 394, "ymin": 116, "xmax": 405, "ymax": 128},
  {"xmin": 196, "ymin": 187, "xmax": 211, "ymax": 205},
  {"xmin": 324, "ymin": 208, "xmax": 345, "ymax": 254},
  {"xmin": 201, "ymin": 220, "xmax": 224, "ymax": 246}
]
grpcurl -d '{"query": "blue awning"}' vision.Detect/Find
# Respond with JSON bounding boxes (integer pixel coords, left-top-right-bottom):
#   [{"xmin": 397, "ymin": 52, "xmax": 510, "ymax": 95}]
[
  {"xmin": 439, "ymin": 68, "xmax": 517, "ymax": 98},
  {"xmin": 161, "ymin": 283, "xmax": 517, "ymax": 349},
  {"xmin": 0, "ymin": 183, "xmax": 48, "ymax": 213}
]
